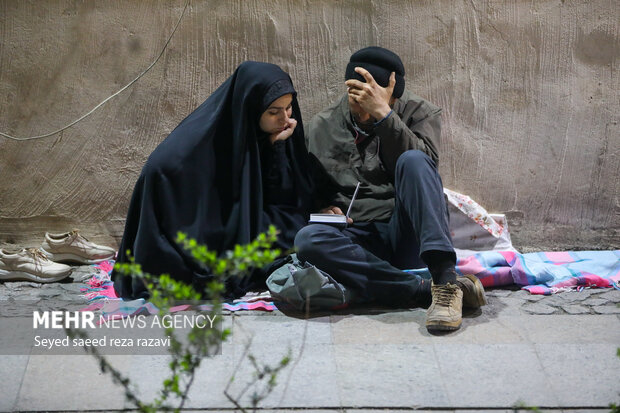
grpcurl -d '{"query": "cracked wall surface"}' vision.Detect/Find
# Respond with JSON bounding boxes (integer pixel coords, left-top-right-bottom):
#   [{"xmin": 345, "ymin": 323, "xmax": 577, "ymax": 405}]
[{"xmin": 0, "ymin": 0, "xmax": 618, "ymax": 251}]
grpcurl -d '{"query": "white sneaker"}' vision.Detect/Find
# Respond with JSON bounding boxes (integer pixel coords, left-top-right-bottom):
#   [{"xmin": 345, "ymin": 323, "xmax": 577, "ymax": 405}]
[
  {"xmin": 0, "ymin": 248, "xmax": 73, "ymax": 283},
  {"xmin": 40, "ymin": 230, "xmax": 116, "ymax": 264}
]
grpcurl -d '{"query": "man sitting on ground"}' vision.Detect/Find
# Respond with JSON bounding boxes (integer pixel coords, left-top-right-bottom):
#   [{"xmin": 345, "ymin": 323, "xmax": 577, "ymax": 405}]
[{"xmin": 295, "ymin": 46, "xmax": 487, "ymax": 332}]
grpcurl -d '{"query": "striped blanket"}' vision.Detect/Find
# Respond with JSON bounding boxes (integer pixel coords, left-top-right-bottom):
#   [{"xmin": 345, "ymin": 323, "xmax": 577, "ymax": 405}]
[
  {"xmin": 82, "ymin": 250, "xmax": 620, "ymax": 317},
  {"xmin": 407, "ymin": 250, "xmax": 620, "ymax": 295},
  {"xmin": 473, "ymin": 250, "xmax": 620, "ymax": 294}
]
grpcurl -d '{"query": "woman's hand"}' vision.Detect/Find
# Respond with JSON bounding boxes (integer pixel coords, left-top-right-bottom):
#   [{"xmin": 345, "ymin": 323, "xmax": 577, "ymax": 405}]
[
  {"xmin": 269, "ymin": 118, "xmax": 297, "ymax": 144},
  {"xmin": 319, "ymin": 206, "xmax": 353, "ymax": 224}
]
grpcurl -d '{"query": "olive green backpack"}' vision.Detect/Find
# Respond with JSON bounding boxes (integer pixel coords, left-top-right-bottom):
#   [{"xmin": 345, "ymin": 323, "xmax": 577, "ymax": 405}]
[{"xmin": 266, "ymin": 254, "xmax": 355, "ymax": 311}]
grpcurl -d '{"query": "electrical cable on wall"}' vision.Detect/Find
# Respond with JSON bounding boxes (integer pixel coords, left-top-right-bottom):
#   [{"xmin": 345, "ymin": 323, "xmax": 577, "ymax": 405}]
[{"xmin": 0, "ymin": 0, "xmax": 190, "ymax": 142}]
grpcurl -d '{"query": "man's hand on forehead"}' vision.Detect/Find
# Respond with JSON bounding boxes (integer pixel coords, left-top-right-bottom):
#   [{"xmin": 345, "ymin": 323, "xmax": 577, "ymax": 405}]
[{"xmin": 345, "ymin": 67, "xmax": 395, "ymax": 120}]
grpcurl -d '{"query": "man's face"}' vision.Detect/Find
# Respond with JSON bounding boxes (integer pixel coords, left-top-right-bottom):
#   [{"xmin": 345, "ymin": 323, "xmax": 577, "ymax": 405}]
[{"xmin": 348, "ymin": 92, "xmax": 396, "ymax": 126}]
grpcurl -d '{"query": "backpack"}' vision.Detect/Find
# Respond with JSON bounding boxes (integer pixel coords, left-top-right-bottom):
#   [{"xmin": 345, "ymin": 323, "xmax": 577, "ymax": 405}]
[{"xmin": 266, "ymin": 254, "xmax": 355, "ymax": 311}]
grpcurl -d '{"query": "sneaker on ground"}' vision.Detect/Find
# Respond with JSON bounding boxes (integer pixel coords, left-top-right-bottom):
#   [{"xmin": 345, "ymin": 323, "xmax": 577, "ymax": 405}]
[
  {"xmin": 426, "ymin": 282, "xmax": 463, "ymax": 332},
  {"xmin": 41, "ymin": 230, "xmax": 116, "ymax": 264},
  {"xmin": 456, "ymin": 274, "xmax": 488, "ymax": 308},
  {"xmin": 0, "ymin": 248, "xmax": 73, "ymax": 283}
]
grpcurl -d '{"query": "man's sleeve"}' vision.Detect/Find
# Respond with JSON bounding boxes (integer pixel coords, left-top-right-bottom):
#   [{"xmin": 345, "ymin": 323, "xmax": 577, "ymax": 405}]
[{"xmin": 375, "ymin": 99, "xmax": 442, "ymax": 175}]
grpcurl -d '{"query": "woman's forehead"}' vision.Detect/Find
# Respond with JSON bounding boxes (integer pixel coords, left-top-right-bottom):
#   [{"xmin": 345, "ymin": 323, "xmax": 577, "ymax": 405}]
[{"xmin": 267, "ymin": 93, "xmax": 293, "ymax": 109}]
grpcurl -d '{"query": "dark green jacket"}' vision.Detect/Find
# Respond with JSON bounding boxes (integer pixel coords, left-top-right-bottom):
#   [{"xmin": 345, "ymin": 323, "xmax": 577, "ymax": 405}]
[{"xmin": 306, "ymin": 90, "xmax": 442, "ymax": 222}]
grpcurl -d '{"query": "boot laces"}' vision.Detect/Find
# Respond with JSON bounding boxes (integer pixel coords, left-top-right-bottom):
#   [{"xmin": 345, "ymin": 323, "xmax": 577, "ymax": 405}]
[{"xmin": 434, "ymin": 284, "xmax": 459, "ymax": 307}]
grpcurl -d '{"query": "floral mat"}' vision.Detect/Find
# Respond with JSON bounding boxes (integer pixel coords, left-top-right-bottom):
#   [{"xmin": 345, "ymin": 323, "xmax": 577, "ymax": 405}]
[{"xmin": 80, "ymin": 261, "xmax": 277, "ymax": 320}]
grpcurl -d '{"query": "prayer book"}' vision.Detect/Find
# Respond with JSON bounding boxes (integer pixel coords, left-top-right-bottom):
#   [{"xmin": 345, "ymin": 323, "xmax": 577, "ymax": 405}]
[{"xmin": 309, "ymin": 182, "xmax": 360, "ymax": 227}]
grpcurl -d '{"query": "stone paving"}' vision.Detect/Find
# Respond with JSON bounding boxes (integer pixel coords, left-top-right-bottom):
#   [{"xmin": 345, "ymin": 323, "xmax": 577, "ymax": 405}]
[{"xmin": 485, "ymin": 287, "xmax": 620, "ymax": 316}]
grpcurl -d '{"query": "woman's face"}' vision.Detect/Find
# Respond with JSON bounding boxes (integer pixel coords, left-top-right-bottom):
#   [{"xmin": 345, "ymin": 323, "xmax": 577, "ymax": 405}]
[{"xmin": 259, "ymin": 94, "xmax": 293, "ymax": 134}]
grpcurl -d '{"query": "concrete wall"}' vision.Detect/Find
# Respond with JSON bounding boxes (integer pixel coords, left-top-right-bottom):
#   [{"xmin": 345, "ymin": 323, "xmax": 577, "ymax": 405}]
[{"xmin": 0, "ymin": 0, "xmax": 618, "ymax": 251}]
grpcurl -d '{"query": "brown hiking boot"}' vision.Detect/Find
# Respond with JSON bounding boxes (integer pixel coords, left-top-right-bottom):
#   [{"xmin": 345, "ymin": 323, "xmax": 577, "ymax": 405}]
[
  {"xmin": 456, "ymin": 274, "xmax": 488, "ymax": 308},
  {"xmin": 426, "ymin": 282, "xmax": 463, "ymax": 332}
]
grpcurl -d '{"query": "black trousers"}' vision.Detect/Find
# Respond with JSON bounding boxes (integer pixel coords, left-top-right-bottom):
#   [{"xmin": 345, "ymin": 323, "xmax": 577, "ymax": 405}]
[{"xmin": 294, "ymin": 150, "xmax": 454, "ymax": 306}]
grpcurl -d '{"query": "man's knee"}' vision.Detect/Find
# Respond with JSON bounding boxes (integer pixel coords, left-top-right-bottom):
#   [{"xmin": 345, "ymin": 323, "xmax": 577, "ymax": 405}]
[
  {"xmin": 395, "ymin": 150, "xmax": 436, "ymax": 179},
  {"xmin": 396, "ymin": 150, "xmax": 435, "ymax": 171},
  {"xmin": 294, "ymin": 224, "xmax": 338, "ymax": 262},
  {"xmin": 294, "ymin": 226, "xmax": 315, "ymax": 256}
]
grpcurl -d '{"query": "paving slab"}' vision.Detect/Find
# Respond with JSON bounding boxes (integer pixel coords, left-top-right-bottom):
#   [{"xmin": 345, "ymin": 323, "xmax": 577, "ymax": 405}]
[
  {"xmin": 126, "ymin": 351, "xmax": 235, "ymax": 410},
  {"xmin": 231, "ymin": 313, "xmax": 333, "ymax": 346},
  {"xmin": 436, "ymin": 343, "xmax": 558, "ymax": 408},
  {"xmin": 334, "ymin": 343, "xmax": 446, "ymax": 408},
  {"xmin": 225, "ymin": 343, "xmax": 342, "ymax": 409},
  {"xmin": 535, "ymin": 343, "xmax": 620, "ymax": 407},
  {"xmin": 13, "ymin": 355, "xmax": 131, "ymax": 411},
  {"xmin": 561, "ymin": 304, "xmax": 590, "ymax": 314},
  {"xmin": 0, "ymin": 355, "xmax": 29, "ymax": 412},
  {"xmin": 599, "ymin": 291, "xmax": 620, "ymax": 303},
  {"xmin": 502, "ymin": 315, "xmax": 620, "ymax": 344},
  {"xmin": 330, "ymin": 310, "xmax": 433, "ymax": 345},
  {"xmin": 593, "ymin": 305, "xmax": 620, "ymax": 314}
]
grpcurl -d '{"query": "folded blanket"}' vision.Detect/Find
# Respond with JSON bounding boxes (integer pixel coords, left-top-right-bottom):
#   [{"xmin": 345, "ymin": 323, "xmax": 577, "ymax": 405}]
[{"xmin": 433, "ymin": 250, "xmax": 618, "ymax": 295}]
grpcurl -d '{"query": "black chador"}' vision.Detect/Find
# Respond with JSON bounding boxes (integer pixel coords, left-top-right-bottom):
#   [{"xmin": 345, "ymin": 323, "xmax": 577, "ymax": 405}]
[{"xmin": 113, "ymin": 62, "xmax": 313, "ymax": 299}]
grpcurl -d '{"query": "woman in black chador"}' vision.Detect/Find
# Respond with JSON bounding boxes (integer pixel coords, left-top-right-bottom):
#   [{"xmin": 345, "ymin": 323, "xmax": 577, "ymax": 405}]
[{"xmin": 113, "ymin": 61, "xmax": 313, "ymax": 299}]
